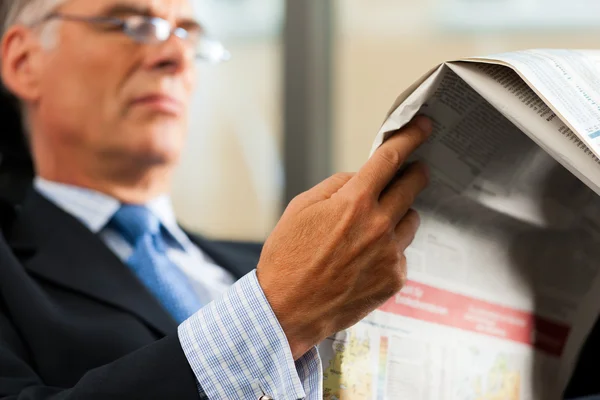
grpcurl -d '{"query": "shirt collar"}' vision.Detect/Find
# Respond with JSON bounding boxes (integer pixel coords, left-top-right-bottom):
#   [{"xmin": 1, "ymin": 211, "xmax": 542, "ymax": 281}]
[
  {"xmin": 34, "ymin": 177, "xmax": 189, "ymax": 249},
  {"xmin": 146, "ymin": 195, "xmax": 192, "ymax": 249}
]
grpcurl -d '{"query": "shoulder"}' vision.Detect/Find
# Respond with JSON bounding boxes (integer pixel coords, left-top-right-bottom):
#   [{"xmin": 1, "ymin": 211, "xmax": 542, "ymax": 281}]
[{"xmin": 0, "ymin": 196, "xmax": 18, "ymax": 239}]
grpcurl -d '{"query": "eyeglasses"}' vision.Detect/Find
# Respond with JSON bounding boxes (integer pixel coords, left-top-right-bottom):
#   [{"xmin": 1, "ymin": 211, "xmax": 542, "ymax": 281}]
[{"xmin": 36, "ymin": 13, "xmax": 231, "ymax": 64}]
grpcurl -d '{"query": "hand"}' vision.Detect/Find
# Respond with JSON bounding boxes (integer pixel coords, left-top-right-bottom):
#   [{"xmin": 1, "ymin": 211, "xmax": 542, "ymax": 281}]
[{"xmin": 256, "ymin": 117, "xmax": 432, "ymax": 360}]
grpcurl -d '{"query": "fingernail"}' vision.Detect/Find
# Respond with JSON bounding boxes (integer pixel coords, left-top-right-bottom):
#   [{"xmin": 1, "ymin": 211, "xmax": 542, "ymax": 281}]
[{"xmin": 415, "ymin": 116, "xmax": 433, "ymax": 136}]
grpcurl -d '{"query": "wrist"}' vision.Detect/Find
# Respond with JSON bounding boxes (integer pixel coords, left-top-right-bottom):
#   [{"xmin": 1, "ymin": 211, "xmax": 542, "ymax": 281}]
[
  {"xmin": 256, "ymin": 268, "xmax": 323, "ymax": 360},
  {"xmin": 284, "ymin": 322, "xmax": 321, "ymax": 360}
]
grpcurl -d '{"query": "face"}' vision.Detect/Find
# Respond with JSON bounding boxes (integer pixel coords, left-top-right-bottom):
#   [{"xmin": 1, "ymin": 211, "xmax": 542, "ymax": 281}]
[{"xmin": 30, "ymin": 0, "xmax": 198, "ymax": 168}]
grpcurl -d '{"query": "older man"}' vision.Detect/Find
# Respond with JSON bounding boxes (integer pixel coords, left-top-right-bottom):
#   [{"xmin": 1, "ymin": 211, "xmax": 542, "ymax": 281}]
[{"xmin": 0, "ymin": 0, "xmax": 431, "ymax": 398}]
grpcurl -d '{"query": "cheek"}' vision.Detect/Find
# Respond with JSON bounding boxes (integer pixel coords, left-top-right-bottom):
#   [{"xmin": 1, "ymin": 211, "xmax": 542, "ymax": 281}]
[
  {"xmin": 37, "ymin": 69, "xmax": 88, "ymax": 140},
  {"xmin": 38, "ymin": 62, "xmax": 132, "ymax": 156},
  {"xmin": 41, "ymin": 54, "xmax": 119, "ymax": 118},
  {"xmin": 52, "ymin": 31, "xmax": 132, "ymax": 107}
]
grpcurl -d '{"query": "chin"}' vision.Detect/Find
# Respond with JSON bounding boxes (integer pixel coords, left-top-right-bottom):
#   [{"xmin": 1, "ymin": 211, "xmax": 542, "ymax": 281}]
[
  {"xmin": 140, "ymin": 142, "xmax": 183, "ymax": 166},
  {"xmin": 127, "ymin": 130, "xmax": 186, "ymax": 166}
]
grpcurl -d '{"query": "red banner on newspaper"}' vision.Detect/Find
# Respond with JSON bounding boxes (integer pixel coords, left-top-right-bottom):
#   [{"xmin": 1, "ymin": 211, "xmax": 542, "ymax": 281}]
[{"xmin": 379, "ymin": 280, "xmax": 570, "ymax": 357}]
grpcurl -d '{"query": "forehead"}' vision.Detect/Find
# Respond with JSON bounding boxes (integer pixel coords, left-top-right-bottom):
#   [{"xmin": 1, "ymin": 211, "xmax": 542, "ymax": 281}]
[{"xmin": 62, "ymin": 0, "xmax": 196, "ymax": 18}]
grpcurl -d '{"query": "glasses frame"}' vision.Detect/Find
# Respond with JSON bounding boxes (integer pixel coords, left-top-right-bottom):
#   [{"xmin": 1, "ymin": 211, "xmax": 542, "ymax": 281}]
[{"xmin": 34, "ymin": 12, "xmax": 231, "ymax": 64}]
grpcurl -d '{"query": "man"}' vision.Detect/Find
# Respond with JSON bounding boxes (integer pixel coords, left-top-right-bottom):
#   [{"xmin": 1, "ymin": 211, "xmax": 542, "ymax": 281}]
[{"xmin": 0, "ymin": 0, "xmax": 431, "ymax": 398}]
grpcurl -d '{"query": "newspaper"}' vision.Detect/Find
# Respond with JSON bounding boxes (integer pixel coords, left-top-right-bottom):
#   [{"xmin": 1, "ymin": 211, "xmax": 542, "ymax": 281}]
[{"xmin": 320, "ymin": 49, "xmax": 600, "ymax": 400}]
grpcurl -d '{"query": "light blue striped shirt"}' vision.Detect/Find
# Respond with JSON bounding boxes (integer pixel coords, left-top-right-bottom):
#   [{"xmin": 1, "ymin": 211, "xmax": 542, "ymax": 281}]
[{"xmin": 35, "ymin": 177, "xmax": 322, "ymax": 400}]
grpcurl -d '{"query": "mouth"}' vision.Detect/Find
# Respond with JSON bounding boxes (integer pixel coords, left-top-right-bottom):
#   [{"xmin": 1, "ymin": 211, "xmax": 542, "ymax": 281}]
[{"xmin": 130, "ymin": 94, "xmax": 184, "ymax": 116}]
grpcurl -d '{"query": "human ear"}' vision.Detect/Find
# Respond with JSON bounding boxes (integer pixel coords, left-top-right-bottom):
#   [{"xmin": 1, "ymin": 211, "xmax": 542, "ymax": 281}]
[{"xmin": 1, "ymin": 25, "xmax": 45, "ymax": 102}]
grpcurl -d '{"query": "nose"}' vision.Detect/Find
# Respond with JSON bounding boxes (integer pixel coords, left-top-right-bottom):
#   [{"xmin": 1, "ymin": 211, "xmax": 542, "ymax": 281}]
[{"xmin": 144, "ymin": 34, "xmax": 194, "ymax": 75}]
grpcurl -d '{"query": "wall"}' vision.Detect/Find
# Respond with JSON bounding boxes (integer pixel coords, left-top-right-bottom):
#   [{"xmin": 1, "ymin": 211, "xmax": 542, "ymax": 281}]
[
  {"xmin": 334, "ymin": 0, "xmax": 600, "ymax": 172},
  {"xmin": 172, "ymin": 39, "xmax": 283, "ymax": 241}
]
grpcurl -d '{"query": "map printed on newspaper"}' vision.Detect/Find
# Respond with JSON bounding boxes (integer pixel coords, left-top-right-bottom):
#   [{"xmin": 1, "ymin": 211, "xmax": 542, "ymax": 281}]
[{"xmin": 319, "ymin": 49, "xmax": 600, "ymax": 400}]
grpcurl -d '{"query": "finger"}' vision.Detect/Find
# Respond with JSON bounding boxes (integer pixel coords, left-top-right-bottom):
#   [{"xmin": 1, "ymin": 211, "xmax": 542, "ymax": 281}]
[
  {"xmin": 395, "ymin": 209, "xmax": 421, "ymax": 251},
  {"xmin": 347, "ymin": 116, "xmax": 432, "ymax": 197},
  {"xmin": 301, "ymin": 172, "xmax": 355, "ymax": 204},
  {"xmin": 395, "ymin": 255, "xmax": 408, "ymax": 293},
  {"xmin": 380, "ymin": 162, "xmax": 429, "ymax": 224}
]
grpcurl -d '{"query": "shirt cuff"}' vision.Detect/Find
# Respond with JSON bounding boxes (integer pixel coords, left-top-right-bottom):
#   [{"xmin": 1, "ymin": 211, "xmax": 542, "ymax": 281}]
[
  {"xmin": 296, "ymin": 347, "xmax": 323, "ymax": 399},
  {"xmin": 178, "ymin": 270, "xmax": 322, "ymax": 399}
]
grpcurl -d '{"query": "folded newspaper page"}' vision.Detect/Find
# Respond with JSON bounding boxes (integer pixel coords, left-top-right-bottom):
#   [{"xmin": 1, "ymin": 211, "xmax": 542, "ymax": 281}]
[{"xmin": 320, "ymin": 49, "xmax": 600, "ymax": 400}]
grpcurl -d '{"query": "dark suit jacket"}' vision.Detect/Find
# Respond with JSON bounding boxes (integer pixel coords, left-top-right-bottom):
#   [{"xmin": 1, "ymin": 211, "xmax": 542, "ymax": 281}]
[
  {"xmin": 0, "ymin": 189, "xmax": 599, "ymax": 399},
  {"xmin": 565, "ymin": 320, "xmax": 600, "ymax": 398},
  {"xmin": 0, "ymin": 189, "xmax": 262, "ymax": 399}
]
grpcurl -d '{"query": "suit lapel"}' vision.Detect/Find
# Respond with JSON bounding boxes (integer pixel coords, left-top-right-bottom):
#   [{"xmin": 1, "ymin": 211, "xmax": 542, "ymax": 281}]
[{"xmin": 9, "ymin": 189, "xmax": 177, "ymax": 336}]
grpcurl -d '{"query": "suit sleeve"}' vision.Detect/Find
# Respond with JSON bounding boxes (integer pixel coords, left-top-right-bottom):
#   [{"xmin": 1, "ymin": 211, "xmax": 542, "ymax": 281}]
[{"xmin": 0, "ymin": 304, "xmax": 201, "ymax": 400}]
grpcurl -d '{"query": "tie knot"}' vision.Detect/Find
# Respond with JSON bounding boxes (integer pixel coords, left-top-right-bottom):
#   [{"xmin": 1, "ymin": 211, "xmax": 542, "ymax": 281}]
[{"xmin": 110, "ymin": 205, "xmax": 160, "ymax": 245}]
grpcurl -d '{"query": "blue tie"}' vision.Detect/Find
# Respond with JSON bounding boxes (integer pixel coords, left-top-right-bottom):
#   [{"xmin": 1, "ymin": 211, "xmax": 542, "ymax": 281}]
[{"xmin": 110, "ymin": 205, "xmax": 203, "ymax": 323}]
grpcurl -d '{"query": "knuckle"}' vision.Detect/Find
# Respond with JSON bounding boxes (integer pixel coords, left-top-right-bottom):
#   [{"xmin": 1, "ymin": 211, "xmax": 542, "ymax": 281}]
[
  {"xmin": 387, "ymin": 275, "xmax": 403, "ymax": 295},
  {"xmin": 328, "ymin": 172, "xmax": 354, "ymax": 190},
  {"xmin": 389, "ymin": 256, "xmax": 408, "ymax": 292},
  {"xmin": 288, "ymin": 194, "xmax": 306, "ymax": 209},
  {"xmin": 395, "ymin": 186, "xmax": 415, "ymax": 207},
  {"xmin": 377, "ymin": 147, "xmax": 402, "ymax": 170},
  {"xmin": 407, "ymin": 162, "xmax": 429, "ymax": 187},
  {"xmin": 395, "ymin": 211, "xmax": 421, "ymax": 250},
  {"xmin": 406, "ymin": 123, "xmax": 429, "ymax": 145},
  {"xmin": 407, "ymin": 229, "xmax": 418, "ymax": 248},
  {"xmin": 340, "ymin": 191, "xmax": 371, "ymax": 222},
  {"xmin": 397, "ymin": 256, "xmax": 408, "ymax": 287},
  {"xmin": 391, "ymin": 245, "xmax": 404, "ymax": 264},
  {"xmin": 347, "ymin": 187, "xmax": 372, "ymax": 209},
  {"xmin": 334, "ymin": 172, "xmax": 355, "ymax": 181},
  {"xmin": 372, "ymin": 213, "xmax": 395, "ymax": 238},
  {"xmin": 406, "ymin": 209, "xmax": 421, "ymax": 230},
  {"xmin": 381, "ymin": 244, "xmax": 401, "ymax": 270}
]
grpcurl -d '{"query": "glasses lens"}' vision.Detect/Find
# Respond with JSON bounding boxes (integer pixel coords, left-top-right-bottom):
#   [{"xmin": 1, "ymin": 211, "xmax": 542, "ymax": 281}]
[
  {"xmin": 123, "ymin": 16, "xmax": 230, "ymax": 63},
  {"xmin": 173, "ymin": 27, "xmax": 188, "ymax": 40},
  {"xmin": 126, "ymin": 16, "xmax": 170, "ymax": 43}
]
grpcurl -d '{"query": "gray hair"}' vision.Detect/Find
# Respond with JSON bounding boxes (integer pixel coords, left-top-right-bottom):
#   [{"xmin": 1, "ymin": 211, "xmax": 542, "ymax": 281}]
[{"xmin": 2, "ymin": 0, "xmax": 63, "ymax": 35}]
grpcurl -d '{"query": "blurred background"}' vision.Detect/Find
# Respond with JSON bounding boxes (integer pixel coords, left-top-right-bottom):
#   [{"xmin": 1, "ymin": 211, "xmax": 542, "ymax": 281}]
[{"xmin": 171, "ymin": 0, "xmax": 600, "ymax": 241}]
